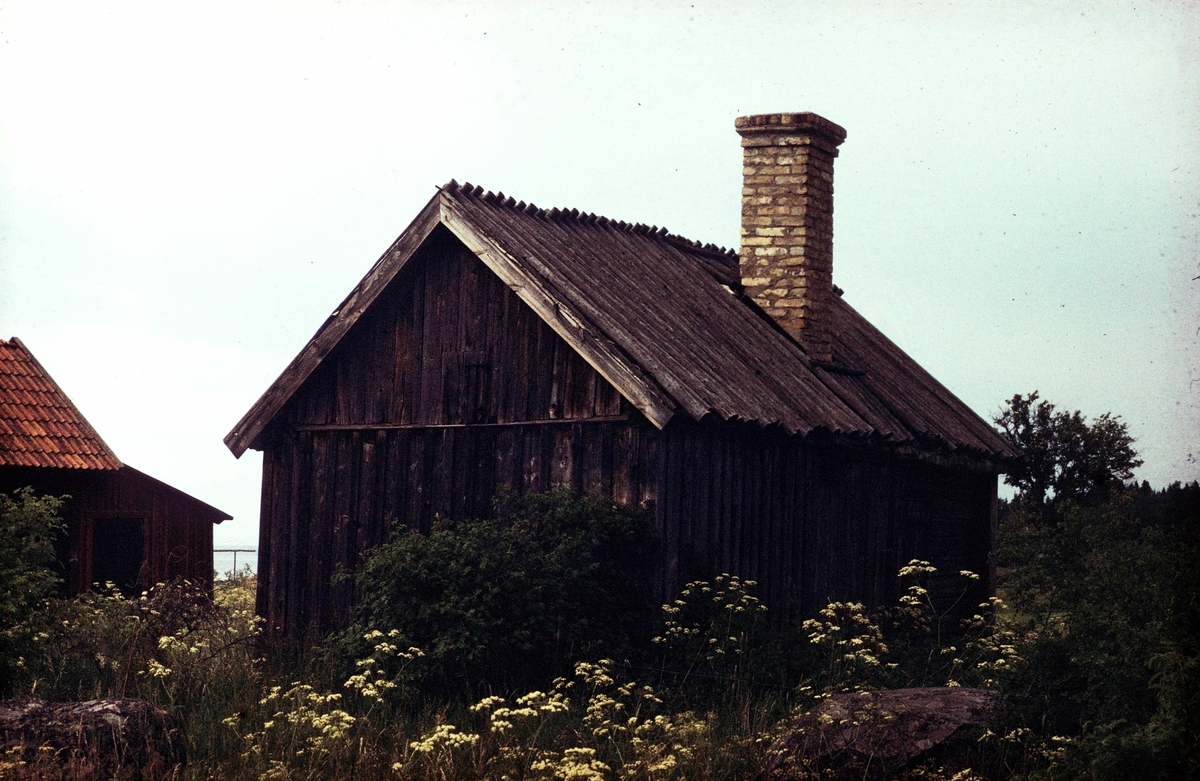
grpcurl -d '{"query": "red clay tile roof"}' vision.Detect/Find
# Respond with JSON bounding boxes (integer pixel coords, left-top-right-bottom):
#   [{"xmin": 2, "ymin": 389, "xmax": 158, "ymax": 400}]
[{"xmin": 0, "ymin": 338, "xmax": 122, "ymax": 470}]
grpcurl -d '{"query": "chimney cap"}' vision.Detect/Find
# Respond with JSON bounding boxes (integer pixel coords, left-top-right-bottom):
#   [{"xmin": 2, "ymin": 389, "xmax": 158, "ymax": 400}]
[{"xmin": 735, "ymin": 112, "xmax": 847, "ymax": 147}]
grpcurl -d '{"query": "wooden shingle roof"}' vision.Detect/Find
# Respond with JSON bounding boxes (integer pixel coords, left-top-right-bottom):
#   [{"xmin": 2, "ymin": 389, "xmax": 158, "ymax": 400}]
[
  {"xmin": 0, "ymin": 337, "xmax": 122, "ymax": 470},
  {"xmin": 226, "ymin": 182, "xmax": 1016, "ymax": 461}
]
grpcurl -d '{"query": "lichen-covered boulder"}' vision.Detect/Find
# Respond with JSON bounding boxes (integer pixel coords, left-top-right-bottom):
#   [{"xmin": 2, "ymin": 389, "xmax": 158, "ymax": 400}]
[
  {"xmin": 0, "ymin": 698, "xmax": 186, "ymax": 779},
  {"xmin": 761, "ymin": 687, "xmax": 999, "ymax": 780}
]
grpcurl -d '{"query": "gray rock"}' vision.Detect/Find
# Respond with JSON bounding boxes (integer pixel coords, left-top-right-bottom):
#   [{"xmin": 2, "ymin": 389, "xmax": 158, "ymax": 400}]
[{"xmin": 762, "ymin": 687, "xmax": 999, "ymax": 780}]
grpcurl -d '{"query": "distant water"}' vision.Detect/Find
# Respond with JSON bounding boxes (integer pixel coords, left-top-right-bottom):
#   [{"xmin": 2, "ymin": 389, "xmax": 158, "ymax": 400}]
[{"xmin": 213, "ymin": 549, "xmax": 258, "ymax": 579}]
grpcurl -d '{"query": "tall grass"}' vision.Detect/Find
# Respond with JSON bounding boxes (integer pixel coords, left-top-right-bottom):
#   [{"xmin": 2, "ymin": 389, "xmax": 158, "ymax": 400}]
[
  {"xmin": 6, "ymin": 483, "xmax": 1197, "ymax": 779},
  {"xmin": 8, "ymin": 565, "xmax": 1017, "ymax": 780}
]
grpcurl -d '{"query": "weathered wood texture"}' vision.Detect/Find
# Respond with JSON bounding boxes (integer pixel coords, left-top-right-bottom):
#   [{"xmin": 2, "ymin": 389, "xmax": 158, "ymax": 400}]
[
  {"xmin": 254, "ymin": 236, "xmax": 992, "ymax": 643},
  {"xmin": 0, "ymin": 465, "xmax": 219, "ymax": 595},
  {"xmin": 269, "ymin": 228, "xmax": 626, "ymax": 431}
]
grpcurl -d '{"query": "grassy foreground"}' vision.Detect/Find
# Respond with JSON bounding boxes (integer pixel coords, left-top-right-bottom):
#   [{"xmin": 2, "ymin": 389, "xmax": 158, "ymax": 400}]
[{"xmin": 2, "ymin": 483, "xmax": 1198, "ymax": 780}]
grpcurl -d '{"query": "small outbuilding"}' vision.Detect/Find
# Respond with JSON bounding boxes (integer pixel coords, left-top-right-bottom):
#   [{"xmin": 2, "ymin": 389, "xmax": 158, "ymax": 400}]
[
  {"xmin": 0, "ymin": 337, "xmax": 230, "ymax": 595},
  {"xmin": 228, "ymin": 112, "xmax": 1016, "ymax": 643}
]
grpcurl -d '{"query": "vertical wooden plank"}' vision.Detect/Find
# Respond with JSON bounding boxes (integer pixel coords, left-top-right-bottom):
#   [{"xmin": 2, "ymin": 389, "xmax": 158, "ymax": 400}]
[
  {"xmin": 680, "ymin": 426, "xmax": 697, "ymax": 581},
  {"xmin": 405, "ymin": 255, "xmax": 427, "ymax": 424},
  {"xmin": 306, "ymin": 434, "xmax": 331, "ymax": 641},
  {"xmin": 694, "ymin": 427, "xmax": 712, "ymax": 576},
  {"xmin": 596, "ymin": 374, "xmax": 618, "ymax": 417},
  {"xmin": 629, "ymin": 426, "xmax": 647, "ymax": 507},
  {"xmin": 537, "ymin": 425, "xmax": 553, "ymax": 492},
  {"xmin": 783, "ymin": 442, "xmax": 801, "ymax": 612},
  {"xmin": 256, "ymin": 449, "xmax": 276, "ymax": 619},
  {"xmin": 546, "ymin": 337, "xmax": 564, "ymax": 419},
  {"xmin": 269, "ymin": 436, "xmax": 295, "ymax": 631},
  {"xmin": 389, "ymin": 279, "xmax": 408, "ymax": 425},
  {"xmin": 417, "ymin": 427, "xmax": 436, "ymax": 532},
  {"xmin": 610, "ymin": 424, "xmax": 631, "ymax": 504},
  {"xmin": 381, "ymin": 430, "xmax": 403, "ymax": 540},
  {"xmin": 494, "ymin": 274, "xmax": 516, "ymax": 424},
  {"xmin": 494, "ymin": 428, "xmax": 515, "ymax": 496},
  {"xmin": 327, "ymin": 434, "xmax": 357, "ymax": 631},
  {"xmin": 419, "ymin": 248, "xmax": 443, "ymax": 425},
  {"xmin": 643, "ymin": 424, "xmax": 662, "ymax": 511},
  {"xmin": 581, "ymin": 424, "xmax": 603, "ymax": 495},
  {"xmin": 407, "ymin": 429, "xmax": 422, "ymax": 532},
  {"xmin": 599, "ymin": 422, "xmax": 614, "ymax": 497},
  {"xmin": 569, "ymin": 423, "xmax": 584, "ymax": 492},
  {"xmin": 707, "ymin": 431, "xmax": 725, "ymax": 581},
  {"xmin": 510, "ymin": 292, "xmax": 531, "ymax": 422},
  {"xmin": 481, "ymin": 265, "xmax": 504, "ymax": 425},
  {"xmin": 353, "ymin": 436, "xmax": 379, "ymax": 607},
  {"xmin": 473, "ymin": 428, "xmax": 498, "ymax": 518},
  {"xmin": 728, "ymin": 433, "xmax": 743, "ymax": 578},
  {"xmin": 663, "ymin": 427, "xmax": 683, "ymax": 596},
  {"xmin": 528, "ymin": 318, "xmax": 551, "ymax": 420},
  {"xmin": 550, "ymin": 425, "xmax": 573, "ymax": 488}
]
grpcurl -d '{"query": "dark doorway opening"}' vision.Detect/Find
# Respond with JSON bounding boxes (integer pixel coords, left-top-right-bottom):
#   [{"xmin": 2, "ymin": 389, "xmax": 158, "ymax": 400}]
[{"xmin": 92, "ymin": 518, "xmax": 145, "ymax": 595}]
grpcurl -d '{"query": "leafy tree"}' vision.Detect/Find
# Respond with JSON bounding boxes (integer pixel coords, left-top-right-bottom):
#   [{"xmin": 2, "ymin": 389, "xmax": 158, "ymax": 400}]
[
  {"xmin": 994, "ymin": 391, "xmax": 1142, "ymax": 505},
  {"xmin": 0, "ymin": 487, "xmax": 65, "ymax": 694}
]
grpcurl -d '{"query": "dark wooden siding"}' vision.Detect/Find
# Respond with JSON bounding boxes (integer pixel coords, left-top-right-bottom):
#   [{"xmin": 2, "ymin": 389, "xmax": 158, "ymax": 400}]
[
  {"xmin": 258, "ymin": 421, "xmax": 659, "ymax": 641},
  {"xmin": 257, "ymin": 230, "xmax": 649, "ymax": 640},
  {"xmin": 653, "ymin": 422, "xmax": 992, "ymax": 620},
  {"xmin": 274, "ymin": 227, "xmax": 624, "ymax": 431},
  {"xmin": 256, "ymin": 230, "xmax": 996, "ymax": 641},
  {"xmin": 0, "ymin": 466, "xmax": 218, "ymax": 596}
]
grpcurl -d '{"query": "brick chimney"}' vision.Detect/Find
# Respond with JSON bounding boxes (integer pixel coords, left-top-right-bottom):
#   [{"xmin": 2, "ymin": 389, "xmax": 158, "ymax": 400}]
[{"xmin": 735, "ymin": 112, "xmax": 847, "ymax": 362}]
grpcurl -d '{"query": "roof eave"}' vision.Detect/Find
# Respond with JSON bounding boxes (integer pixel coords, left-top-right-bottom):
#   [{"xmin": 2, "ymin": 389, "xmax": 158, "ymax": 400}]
[{"xmin": 120, "ymin": 465, "xmax": 233, "ymax": 522}]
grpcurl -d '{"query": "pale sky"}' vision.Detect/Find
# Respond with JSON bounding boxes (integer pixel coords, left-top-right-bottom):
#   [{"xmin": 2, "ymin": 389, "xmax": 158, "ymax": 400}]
[{"xmin": 2, "ymin": 0, "xmax": 1197, "ymax": 550}]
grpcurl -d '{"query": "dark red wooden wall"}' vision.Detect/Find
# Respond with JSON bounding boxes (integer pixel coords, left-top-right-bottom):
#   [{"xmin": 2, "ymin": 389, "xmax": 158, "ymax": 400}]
[{"xmin": 0, "ymin": 466, "xmax": 218, "ymax": 595}]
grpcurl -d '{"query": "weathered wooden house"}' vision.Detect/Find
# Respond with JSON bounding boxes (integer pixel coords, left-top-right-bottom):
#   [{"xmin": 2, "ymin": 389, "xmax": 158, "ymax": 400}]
[
  {"xmin": 227, "ymin": 113, "xmax": 1016, "ymax": 642},
  {"xmin": 0, "ymin": 337, "xmax": 230, "ymax": 595}
]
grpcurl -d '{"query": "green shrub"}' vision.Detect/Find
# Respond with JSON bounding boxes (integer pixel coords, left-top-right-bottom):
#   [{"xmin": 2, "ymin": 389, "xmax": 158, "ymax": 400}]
[
  {"xmin": 344, "ymin": 488, "xmax": 659, "ymax": 696},
  {"xmin": 0, "ymin": 487, "xmax": 65, "ymax": 695},
  {"xmin": 995, "ymin": 486, "xmax": 1200, "ymax": 780}
]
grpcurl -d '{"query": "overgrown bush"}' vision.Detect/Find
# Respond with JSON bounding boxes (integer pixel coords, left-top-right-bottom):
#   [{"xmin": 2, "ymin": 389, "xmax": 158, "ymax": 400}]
[
  {"xmin": 340, "ymin": 488, "xmax": 659, "ymax": 696},
  {"xmin": 11, "ymin": 574, "xmax": 265, "ymax": 776},
  {"xmin": 995, "ymin": 485, "xmax": 1200, "ymax": 780},
  {"xmin": 0, "ymin": 488, "xmax": 65, "ymax": 695}
]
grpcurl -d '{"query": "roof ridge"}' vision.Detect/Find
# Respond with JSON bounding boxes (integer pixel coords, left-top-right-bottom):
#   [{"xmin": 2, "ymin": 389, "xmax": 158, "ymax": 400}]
[{"xmin": 442, "ymin": 179, "xmax": 739, "ymax": 262}]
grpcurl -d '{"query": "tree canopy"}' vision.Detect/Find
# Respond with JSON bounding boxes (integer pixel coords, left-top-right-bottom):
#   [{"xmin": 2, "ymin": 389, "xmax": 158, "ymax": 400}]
[{"xmin": 994, "ymin": 391, "xmax": 1142, "ymax": 505}]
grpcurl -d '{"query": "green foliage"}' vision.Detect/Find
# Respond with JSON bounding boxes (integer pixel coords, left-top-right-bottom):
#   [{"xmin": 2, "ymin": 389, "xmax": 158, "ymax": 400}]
[
  {"xmin": 14, "ymin": 578, "xmax": 266, "ymax": 777},
  {"xmin": 994, "ymin": 391, "xmax": 1142, "ymax": 504},
  {"xmin": 8, "ymin": 472, "xmax": 1194, "ymax": 779},
  {"xmin": 995, "ymin": 487, "xmax": 1200, "ymax": 780},
  {"xmin": 346, "ymin": 488, "xmax": 659, "ymax": 694},
  {"xmin": 793, "ymin": 561, "xmax": 1017, "ymax": 698},
  {"xmin": 0, "ymin": 487, "xmax": 65, "ymax": 695}
]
